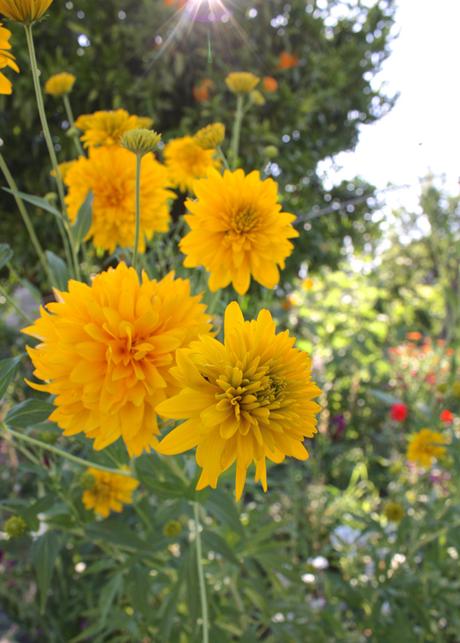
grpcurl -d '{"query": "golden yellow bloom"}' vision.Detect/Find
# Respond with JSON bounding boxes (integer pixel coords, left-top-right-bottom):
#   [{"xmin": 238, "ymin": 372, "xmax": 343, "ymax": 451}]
[
  {"xmin": 225, "ymin": 71, "xmax": 259, "ymax": 94},
  {"xmin": 407, "ymin": 428, "xmax": 447, "ymax": 468},
  {"xmin": 82, "ymin": 468, "xmax": 139, "ymax": 518},
  {"xmin": 0, "ymin": 0, "xmax": 53, "ymax": 23},
  {"xmin": 181, "ymin": 169, "xmax": 298, "ymax": 295},
  {"xmin": 44, "ymin": 72, "xmax": 76, "ymax": 96},
  {"xmin": 194, "ymin": 123, "xmax": 225, "ymax": 150},
  {"xmin": 164, "ymin": 136, "xmax": 220, "ymax": 193},
  {"xmin": 75, "ymin": 109, "xmax": 153, "ymax": 149},
  {"xmin": 301, "ymin": 277, "xmax": 313, "ymax": 291},
  {"xmin": 0, "ymin": 20, "xmax": 19, "ymax": 95},
  {"xmin": 383, "ymin": 501, "xmax": 404, "ymax": 523},
  {"xmin": 50, "ymin": 160, "xmax": 75, "ymax": 182},
  {"xmin": 65, "ymin": 146, "xmax": 173, "ymax": 253},
  {"xmin": 23, "ymin": 262, "xmax": 211, "ymax": 456},
  {"xmin": 157, "ymin": 301, "xmax": 321, "ymax": 500}
]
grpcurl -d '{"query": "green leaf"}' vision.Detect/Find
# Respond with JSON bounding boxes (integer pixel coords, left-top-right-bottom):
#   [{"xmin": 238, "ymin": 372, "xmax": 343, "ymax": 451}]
[
  {"xmin": 0, "ymin": 355, "xmax": 22, "ymax": 400},
  {"xmin": 128, "ymin": 565, "xmax": 150, "ymax": 620},
  {"xmin": 368, "ymin": 388, "xmax": 401, "ymax": 406},
  {"xmin": 31, "ymin": 530, "xmax": 61, "ymax": 612},
  {"xmin": 72, "ymin": 191, "xmax": 93, "ymax": 249},
  {"xmin": 98, "ymin": 571, "xmax": 123, "ymax": 628},
  {"xmin": 0, "ymin": 243, "xmax": 13, "ymax": 269},
  {"xmin": 206, "ymin": 488, "xmax": 244, "ymax": 537},
  {"xmin": 2, "ymin": 188, "xmax": 62, "ymax": 218},
  {"xmin": 202, "ymin": 530, "xmax": 240, "ymax": 566},
  {"xmin": 5, "ymin": 398, "xmax": 54, "ymax": 427},
  {"xmin": 45, "ymin": 250, "xmax": 70, "ymax": 290}
]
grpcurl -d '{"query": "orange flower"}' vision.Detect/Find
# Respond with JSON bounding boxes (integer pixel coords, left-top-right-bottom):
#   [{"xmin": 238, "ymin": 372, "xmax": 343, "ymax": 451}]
[
  {"xmin": 277, "ymin": 51, "xmax": 299, "ymax": 70},
  {"xmin": 193, "ymin": 78, "xmax": 213, "ymax": 103},
  {"xmin": 440, "ymin": 409, "xmax": 454, "ymax": 424},
  {"xmin": 406, "ymin": 331, "xmax": 422, "ymax": 341},
  {"xmin": 263, "ymin": 76, "xmax": 278, "ymax": 92}
]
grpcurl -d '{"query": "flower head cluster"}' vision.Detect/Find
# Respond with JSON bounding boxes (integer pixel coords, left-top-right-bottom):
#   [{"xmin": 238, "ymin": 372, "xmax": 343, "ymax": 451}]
[
  {"xmin": 82, "ymin": 468, "xmax": 139, "ymax": 518},
  {"xmin": 194, "ymin": 122, "xmax": 225, "ymax": 150},
  {"xmin": 164, "ymin": 135, "xmax": 220, "ymax": 193},
  {"xmin": 75, "ymin": 109, "xmax": 153, "ymax": 148},
  {"xmin": 0, "ymin": 20, "xmax": 18, "ymax": 95},
  {"xmin": 225, "ymin": 71, "xmax": 259, "ymax": 94},
  {"xmin": 44, "ymin": 72, "xmax": 76, "ymax": 96},
  {"xmin": 121, "ymin": 128, "xmax": 162, "ymax": 157},
  {"xmin": 23, "ymin": 262, "xmax": 211, "ymax": 456},
  {"xmin": 157, "ymin": 301, "xmax": 321, "ymax": 499},
  {"xmin": 64, "ymin": 146, "xmax": 173, "ymax": 252},
  {"xmin": 180, "ymin": 169, "xmax": 298, "ymax": 294},
  {"xmin": 407, "ymin": 429, "xmax": 447, "ymax": 468},
  {"xmin": 0, "ymin": 0, "xmax": 53, "ymax": 24}
]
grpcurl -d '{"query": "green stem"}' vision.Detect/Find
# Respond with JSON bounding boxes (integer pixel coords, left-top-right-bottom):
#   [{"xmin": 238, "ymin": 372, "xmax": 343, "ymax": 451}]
[
  {"xmin": 24, "ymin": 24, "xmax": 80, "ymax": 280},
  {"xmin": 1, "ymin": 422, "xmax": 134, "ymax": 477},
  {"xmin": 0, "ymin": 283, "xmax": 33, "ymax": 323},
  {"xmin": 216, "ymin": 146, "xmax": 230, "ymax": 171},
  {"xmin": 230, "ymin": 94, "xmax": 244, "ymax": 169},
  {"xmin": 133, "ymin": 153, "xmax": 142, "ymax": 274},
  {"xmin": 193, "ymin": 502, "xmax": 209, "ymax": 643},
  {"xmin": 0, "ymin": 151, "xmax": 53, "ymax": 287},
  {"xmin": 62, "ymin": 94, "xmax": 84, "ymax": 157}
]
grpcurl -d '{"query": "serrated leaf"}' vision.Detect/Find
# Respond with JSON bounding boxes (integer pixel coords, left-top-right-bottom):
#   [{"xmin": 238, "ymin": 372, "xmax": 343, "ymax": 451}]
[
  {"xmin": 3, "ymin": 188, "xmax": 62, "ymax": 218},
  {"xmin": 5, "ymin": 398, "xmax": 53, "ymax": 427},
  {"xmin": 72, "ymin": 191, "xmax": 93, "ymax": 249},
  {"xmin": 31, "ymin": 531, "xmax": 61, "ymax": 612},
  {"xmin": 0, "ymin": 355, "xmax": 22, "ymax": 400},
  {"xmin": 0, "ymin": 243, "xmax": 13, "ymax": 269},
  {"xmin": 45, "ymin": 250, "xmax": 70, "ymax": 291}
]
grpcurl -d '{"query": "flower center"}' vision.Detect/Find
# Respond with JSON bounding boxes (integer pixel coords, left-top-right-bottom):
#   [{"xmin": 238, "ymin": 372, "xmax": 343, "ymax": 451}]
[{"xmin": 231, "ymin": 206, "xmax": 258, "ymax": 234}]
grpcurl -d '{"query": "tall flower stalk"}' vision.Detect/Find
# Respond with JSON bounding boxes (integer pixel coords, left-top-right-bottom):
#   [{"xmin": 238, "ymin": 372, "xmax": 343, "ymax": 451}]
[
  {"xmin": 62, "ymin": 93, "xmax": 84, "ymax": 156},
  {"xmin": 194, "ymin": 502, "xmax": 209, "ymax": 643},
  {"xmin": 23, "ymin": 24, "xmax": 80, "ymax": 279}
]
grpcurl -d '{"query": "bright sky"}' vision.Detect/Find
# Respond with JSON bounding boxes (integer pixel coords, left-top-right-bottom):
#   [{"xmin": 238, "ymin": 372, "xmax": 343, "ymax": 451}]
[{"xmin": 331, "ymin": 0, "xmax": 460, "ymax": 211}]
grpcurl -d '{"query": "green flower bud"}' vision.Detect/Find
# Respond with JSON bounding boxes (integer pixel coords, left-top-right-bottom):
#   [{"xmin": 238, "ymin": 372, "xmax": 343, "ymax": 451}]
[
  {"xmin": 264, "ymin": 145, "xmax": 279, "ymax": 159},
  {"xmin": 121, "ymin": 128, "xmax": 162, "ymax": 157},
  {"xmin": 163, "ymin": 520, "xmax": 182, "ymax": 537},
  {"xmin": 4, "ymin": 515, "xmax": 28, "ymax": 538}
]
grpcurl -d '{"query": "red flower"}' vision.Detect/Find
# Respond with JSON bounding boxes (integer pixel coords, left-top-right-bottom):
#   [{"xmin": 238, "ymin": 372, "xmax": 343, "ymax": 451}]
[
  {"xmin": 391, "ymin": 403, "xmax": 408, "ymax": 422},
  {"xmin": 440, "ymin": 409, "xmax": 454, "ymax": 424}
]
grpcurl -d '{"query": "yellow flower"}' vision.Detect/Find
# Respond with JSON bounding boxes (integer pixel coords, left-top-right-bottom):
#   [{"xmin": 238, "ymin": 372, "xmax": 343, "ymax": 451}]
[
  {"xmin": 194, "ymin": 122, "xmax": 225, "ymax": 150},
  {"xmin": 180, "ymin": 169, "xmax": 298, "ymax": 295},
  {"xmin": 0, "ymin": 0, "xmax": 53, "ymax": 23},
  {"xmin": 23, "ymin": 262, "xmax": 211, "ymax": 456},
  {"xmin": 250, "ymin": 90, "xmax": 265, "ymax": 106},
  {"xmin": 44, "ymin": 72, "xmax": 76, "ymax": 96},
  {"xmin": 301, "ymin": 278, "xmax": 313, "ymax": 291},
  {"xmin": 407, "ymin": 428, "xmax": 448, "ymax": 468},
  {"xmin": 225, "ymin": 71, "xmax": 259, "ymax": 94},
  {"xmin": 82, "ymin": 468, "xmax": 139, "ymax": 518},
  {"xmin": 164, "ymin": 136, "xmax": 220, "ymax": 193},
  {"xmin": 157, "ymin": 301, "xmax": 321, "ymax": 500},
  {"xmin": 75, "ymin": 109, "xmax": 153, "ymax": 149},
  {"xmin": 383, "ymin": 501, "xmax": 404, "ymax": 523},
  {"xmin": 64, "ymin": 146, "xmax": 173, "ymax": 253},
  {"xmin": 0, "ymin": 20, "xmax": 19, "ymax": 95}
]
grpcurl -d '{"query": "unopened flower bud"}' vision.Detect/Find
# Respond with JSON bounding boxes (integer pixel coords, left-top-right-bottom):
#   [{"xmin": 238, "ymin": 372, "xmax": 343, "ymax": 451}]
[
  {"xmin": 163, "ymin": 520, "xmax": 182, "ymax": 537},
  {"xmin": 4, "ymin": 516, "xmax": 28, "ymax": 538},
  {"xmin": 225, "ymin": 71, "xmax": 259, "ymax": 94},
  {"xmin": 121, "ymin": 128, "xmax": 161, "ymax": 157},
  {"xmin": 194, "ymin": 122, "xmax": 225, "ymax": 150},
  {"xmin": 264, "ymin": 145, "xmax": 278, "ymax": 159},
  {"xmin": 250, "ymin": 90, "xmax": 265, "ymax": 106}
]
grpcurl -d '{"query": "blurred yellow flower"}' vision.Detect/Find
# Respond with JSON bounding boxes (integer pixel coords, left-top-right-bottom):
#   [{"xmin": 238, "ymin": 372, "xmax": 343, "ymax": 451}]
[
  {"xmin": 157, "ymin": 301, "xmax": 321, "ymax": 500},
  {"xmin": 0, "ymin": 21, "xmax": 19, "ymax": 95},
  {"xmin": 164, "ymin": 135, "xmax": 220, "ymax": 193},
  {"xmin": 225, "ymin": 71, "xmax": 259, "ymax": 94},
  {"xmin": 75, "ymin": 109, "xmax": 153, "ymax": 148},
  {"xmin": 302, "ymin": 277, "xmax": 313, "ymax": 291},
  {"xmin": 407, "ymin": 429, "xmax": 447, "ymax": 468},
  {"xmin": 180, "ymin": 169, "xmax": 298, "ymax": 295},
  {"xmin": 250, "ymin": 90, "xmax": 265, "ymax": 106},
  {"xmin": 383, "ymin": 501, "xmax": 404, "ymax": 523},
  {"xmin": 194, "ymin": 122, "xmax": 225, "ymax": 150},
  {"xmin": 65, "ymin": 146, "xmax": 173, "ymax": 253},
  {"xmin": 44, "ymin": 72, "xmax": 76, "ymax": 96},
  {"xmin": 82, "ymin": 468, "xmax": 139, "ymax": 518},
  {"xmin": 50, "ymin": 160, "xmax": 75, "ymax": 181},
  {"xmin": 23, "ymin": 262, "xmax": 211, "ymax": 456},
  {"xmin": 0, "ymin": 0, "xmax": 53, "ymax": 24}
]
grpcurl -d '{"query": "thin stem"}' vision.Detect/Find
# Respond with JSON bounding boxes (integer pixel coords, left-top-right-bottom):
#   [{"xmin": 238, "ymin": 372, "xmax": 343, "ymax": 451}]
[
  {"xmin": 193, "ymin": 502, "xmax": 209, "ymax": 643},
  {"xmin": 1, "ymin": 422, "xmax": 134, "ymax": 477},
  {"xmin": 230, "ymin": 94, "xmax": 244, "ymax": 169},
  {"xmin": 133, "ymin": 153, "xmax": 142, "ymax": 274},
  {"xmin": 0, "ymin": 151, "xmax": 53, "ymax": 287},
  {"xmin": 24, "ymin": 24, "xmax": 80, "ymax": 280},
  {"xmin": 62, "ymin": 94, "xmax": 84, "ymax": 157},
  {"xmin": 216, "ymin": 146, "xmax": 230, "ymax": 171},
  {"xmin": 0, "ymin": 283, "xmax": 33, "ymax": 323}
]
